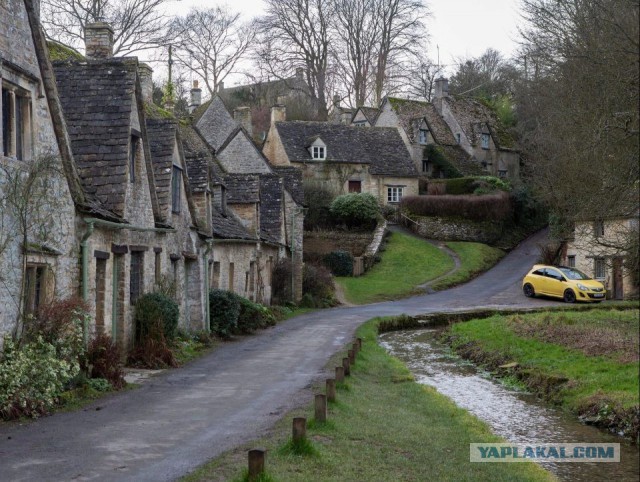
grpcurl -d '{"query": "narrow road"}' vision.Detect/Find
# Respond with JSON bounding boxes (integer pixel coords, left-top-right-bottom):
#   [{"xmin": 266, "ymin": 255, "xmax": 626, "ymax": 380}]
[{"xmin": 0, "ymin": 230, "xmax": 562, "ymax": 482}]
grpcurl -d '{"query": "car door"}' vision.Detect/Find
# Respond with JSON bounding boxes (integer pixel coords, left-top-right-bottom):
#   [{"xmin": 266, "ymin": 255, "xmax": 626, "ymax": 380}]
[
  {"xmin": 530, "ymin": 268, "xmax": 549, "ymax": 295},
  {"xmin": 545, "ymin": 268, "xmax": 566, "ymax": 298}
]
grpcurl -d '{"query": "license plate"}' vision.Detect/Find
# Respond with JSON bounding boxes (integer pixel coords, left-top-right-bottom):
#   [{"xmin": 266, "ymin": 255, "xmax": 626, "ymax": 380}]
[{"xmin": 593, "ymin": 293, "xmax": 604, "ymax": 298}]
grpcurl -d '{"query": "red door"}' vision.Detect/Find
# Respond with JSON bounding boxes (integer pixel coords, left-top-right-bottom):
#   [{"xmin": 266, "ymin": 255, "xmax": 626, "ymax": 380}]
[{"xmin": 348, "ymin": 180, "xmax": 362, "ymax": 193}]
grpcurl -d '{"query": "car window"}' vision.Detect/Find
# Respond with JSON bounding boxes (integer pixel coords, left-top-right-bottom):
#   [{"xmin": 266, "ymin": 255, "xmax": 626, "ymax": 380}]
[
  {"xmin": 532, "ymin": 269, "xmax": 545, "ymax": 276},
  {"xmin": 559, "ymin": 267, "xmax": 591, "ymax": 280},
  {"xmin": 545, "ymin": 268, "xmax": 564, "ymax": 281}
]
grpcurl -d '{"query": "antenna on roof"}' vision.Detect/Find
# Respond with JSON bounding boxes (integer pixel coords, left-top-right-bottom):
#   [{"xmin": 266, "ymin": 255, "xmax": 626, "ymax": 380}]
[{"xmin": 437, "ymin": 44, "xmax": 440, "ymax": 70}]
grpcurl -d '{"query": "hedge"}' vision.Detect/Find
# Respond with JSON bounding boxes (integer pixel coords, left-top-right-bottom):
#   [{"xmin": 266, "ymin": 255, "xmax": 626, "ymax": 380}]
[
  {"xmin": 134, "ymin": 292, "xmax": 179, "ymax": 343},
  {"xmin": 323, "ymin": 250, "xmax": 354, "ymax": 276},
  {"xmin": 401, "ymin": 191, "xmax": 513, "ymax": 222}
]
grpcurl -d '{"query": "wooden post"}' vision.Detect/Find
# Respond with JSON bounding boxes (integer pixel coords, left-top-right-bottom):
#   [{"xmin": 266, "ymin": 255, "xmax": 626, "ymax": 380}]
[
  {"xmin": 357, "ymin": 337, "xmax": 363, "ymax": 349},
  {"xmin": 326, "ymin": 378, "xmax": 336, "ymax": 402},
  {"xmin": 292, "ymin": 417, "xmax": 306, "ymax": 442},
  {"xmin": 315, "ymin": 394, "xmax": 327, "ymax": 422},
  {"xmin": 335, "ymin": 366, "xmax": 344, "ymax": 382},
  {"xmin": 343, "ymin": 357, "xmax": 350, "ymax": 376},
  {"xmin": 348, "ymin": 349, "xmax": 355, "ymax": 365},
  {"xmin": 353, "ymin": 342, "xmax": 359, "ymax": 355},
  {"xmin": 248, "ymin": 448, "xmax": 265, "ymax": 481}
]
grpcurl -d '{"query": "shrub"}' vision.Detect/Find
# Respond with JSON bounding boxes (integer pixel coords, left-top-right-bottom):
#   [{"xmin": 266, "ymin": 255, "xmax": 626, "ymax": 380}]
[
  {"xmin": 0, "ymin": 336, "xmax": 80, "ymax": 419},
  {"xmin": 209, "ymin": 289, "xmax": 240, "ymax": 338},
  {"xmin": 236, "ymin": 297, "xmax": 276, "ymax": 334},
  {"xmin": 83, "ymin": 333, "xmax": 125, "ymax": 390},
  {"xmin": 303, "ymin": 263, "xmax": 335, "ymax": 305},
  {"xmin": 443, "ymin": 177, "xmax": 477, "ymax": 195},
  {"xmin": 329, "ymin": 193, "xmax": 379, "ymax": 228},
  {"xmin": 400, "ymin": 191, "xmax": 513, "ymax": 222},
  {"xmin": 128, "ymin": 334, "xmax": 177, "ymax": 369},
  {"xmin": 323, "ymin": 250, "xmax": 354, "ymax": 276},
  {"xmin": 271, "ymin": 259, "xmax": 293, "ymax": 304},
  {"xmin": 134, "ymin": 292, "xmax": 179, "ymax": 343},
  {"xmin": 304, "ymin": 181, "xmax": 335, "ymax": 230},
  {"xmin": 423, "ymin": 145, "xmax": 462, "ymax": 178}
]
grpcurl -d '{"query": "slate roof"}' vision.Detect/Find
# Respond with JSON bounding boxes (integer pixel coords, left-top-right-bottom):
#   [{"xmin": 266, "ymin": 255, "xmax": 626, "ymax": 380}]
[
  {"xmin": 357, "ymin": 107, "xmax": 381, "ymax": 125},
  {"xmin": 194, "ymin": 96, "xmax": 238, "ymax": 151},
  {"xmin": 274, "ymin": 121, "xmax": 417, "ymax": 177},
  {"xmin": 53, "ymin": 58, "xmax": 138, "ymax": 216},
  {"xmin": 259, "ymin": 174, "xmax": 284, "ymax": 244},
  {"xmin": 147, "ymin": 118, "xmax": 178, "ymax": 214},
  {"xmin": 224, "ymin": 174, "xmax": 260, "ymax": 204},
  {"xmin": 180, "ymin": 124, "xmax": 224, "ymax": 191},
  {"xmin": 272, "ymin": 166, "xmax": 304, "ymax": 205},
  {"xmin": 211, "ymin": 205, "xmax": 257, "ymax": 240},
  {"xmin": 444, "ymin": 97, "xmax": 516, "ymax": 149}
]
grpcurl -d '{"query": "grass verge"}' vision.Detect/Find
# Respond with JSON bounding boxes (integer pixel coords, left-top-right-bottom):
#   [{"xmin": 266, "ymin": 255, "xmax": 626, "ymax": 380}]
[
  {"xmin": 335, "ymin": 231, "xmax": 453, "ymax": 304},
  {"xmin": 431, "ymin": 242, "xmax": 505, "ymax": 291},
  {"xmin": 445, "ymin": 307, "xmax": 639, "ymax": 438},
  {"xmin": 182, "ymin": 318, "xmax": 554, "ymax": 482}
]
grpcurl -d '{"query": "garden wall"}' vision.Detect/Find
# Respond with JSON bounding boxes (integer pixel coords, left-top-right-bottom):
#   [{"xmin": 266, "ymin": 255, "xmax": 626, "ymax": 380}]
[{"xmin": 408, "ymin": 216, "xmax": 504, "ymax": 244}]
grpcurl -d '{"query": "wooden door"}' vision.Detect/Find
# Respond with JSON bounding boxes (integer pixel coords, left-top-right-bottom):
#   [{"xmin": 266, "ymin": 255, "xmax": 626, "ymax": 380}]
[
  {"xmin": 613, "ymin": 257, "xmax": 624, "ymax": 300},
  {"xmin": 348, "ymin": 180, "xmax": 362, "ymax": 193}
]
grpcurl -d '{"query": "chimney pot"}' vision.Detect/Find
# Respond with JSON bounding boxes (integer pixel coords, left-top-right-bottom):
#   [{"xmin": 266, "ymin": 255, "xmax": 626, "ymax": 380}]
[
  {"xmin": 271, "ymin": 104, "xmax": 286, "ymax": 124},
  {"xmin": 434, "ymin": 77, "xmax": 449, "ymax": 99},
  {"xmin": 84, "ymin": 22, "xmax": 114, "ymax": 59},
  {"xmin": 189, "ymin": 81, "xmax": 202, "ymax": 113}
]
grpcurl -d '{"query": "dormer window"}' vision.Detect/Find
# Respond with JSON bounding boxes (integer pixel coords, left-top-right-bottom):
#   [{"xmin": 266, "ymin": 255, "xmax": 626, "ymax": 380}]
[
  {"xmin": 481, "ymin": 133, "xmax": 490, "ymax": 150},
  {"xmin": 354, "ymin": 121, "xmax": 367, "ymax": 127},
  {"xmin": 312, "ymin": 145, "xmax": 326, "ymax": 160},
  {"xmin": 418, "ymin": 129, "xmax": 429, "ymax": 145}
]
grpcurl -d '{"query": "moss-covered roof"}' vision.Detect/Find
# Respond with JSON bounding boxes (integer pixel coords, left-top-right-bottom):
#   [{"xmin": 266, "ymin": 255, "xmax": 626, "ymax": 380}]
[{"xmin": 47, "ymin": 41, "xmax": 84, "ymax": 61}]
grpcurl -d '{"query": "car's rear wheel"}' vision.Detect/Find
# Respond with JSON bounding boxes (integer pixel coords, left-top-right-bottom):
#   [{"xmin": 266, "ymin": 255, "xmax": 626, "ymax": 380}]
[
  {"xmin": 523, "ymin": 283, "xmax": 535, "ymax": 298},
  {"xmin": 563, "ymin": 289, "xmax": 576, "ymax": 303}
]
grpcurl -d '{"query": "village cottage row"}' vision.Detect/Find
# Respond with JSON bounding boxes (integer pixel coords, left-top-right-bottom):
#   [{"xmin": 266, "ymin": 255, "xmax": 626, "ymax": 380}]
[{"xmin": 0, "ymin": 1, "xmax": 303, "ymax": 351}]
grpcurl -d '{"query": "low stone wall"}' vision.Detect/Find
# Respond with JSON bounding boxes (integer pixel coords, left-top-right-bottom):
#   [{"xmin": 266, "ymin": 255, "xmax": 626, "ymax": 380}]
[
  {"xmin": 362, "ymin": 220, "xmax": 388, "ymax": 271},
  {"xmin": 303, "ymin": 230, "xmax": 374, "ymax": 259},
  {"xmin": 409, "ymin": 215, "xmax": 504, "ymax": 244}
]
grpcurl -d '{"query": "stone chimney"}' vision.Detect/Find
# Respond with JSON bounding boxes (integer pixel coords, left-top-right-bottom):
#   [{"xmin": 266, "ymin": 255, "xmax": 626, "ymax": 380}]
[
  {"xmin": 295, "ymin": 67, "xmax": 304, "ymax": 81},
  {"xmin": 138, "ymin": 63, "xmax": 153, "ymax": 104},
  {"xmin": 217, "ymin": 81, "xmax": 224, "ymax": 93},
  {"xmin": 234, "ymin": 106, "xmax": 253, "ymax": 138},
  {"xmin": 333, "ymin": 94, "xmax": 340, "ymax": 107},
  {"xmin": 433, "ymin": 77, "xmax": 449, "ymax": 113},
  {"xmin": 84, "ymin": 22, "xmax": 114, "ymax": 59},
  {"xmin": 189, "ymin": 80, "xmax": 202, "ymax": 113},
  {"xmin": 271, "ymin": 104, "xmax": 286, "ymax": 124}
]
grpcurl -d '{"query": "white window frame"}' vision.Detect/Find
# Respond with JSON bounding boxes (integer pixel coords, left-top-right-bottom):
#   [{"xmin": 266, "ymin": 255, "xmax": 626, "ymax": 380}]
[
  {"xmin": 418, "ymin": 129, "xmax": 428, "ymax": 145},
  {"xmin": 312, "ymin": 145, "xmax": 326, "ymax": 160},
  {"xmin": 481, "ymin": 133, "xmax": 490, "ymax": 149},
  {"xmin": 387, "ymin": 186, "xmax": 404, "ymax": 203},
  {"xmin": 2, "ymin": 81, "xmax": 33, "ymax": 161}
]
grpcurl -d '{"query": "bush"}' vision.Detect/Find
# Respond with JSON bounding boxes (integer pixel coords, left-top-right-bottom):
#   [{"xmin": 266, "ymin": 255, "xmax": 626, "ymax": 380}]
[
  {"xmin": 271, "ymin": 259, "xmax": 293, "ymax": 304},
  {"xmin": 400, "ymin": 192, "xmax": 513, "ymax": 222},
  {"xmin": 0, "ymin": 336, "xmax": 80, "ymax": 419},
  {"xmin": 330, "ymin": 193, "xmax": 379, "ymax": 228},
  {"xmin": 304, "ymin": 181, "xmax": 335, "ymax": 230},
  {"xmin": 302, "ymin": 263, "xmax": 335, "ymax": 307},
  {"xmin": 323, "ymin": 250, "xmax": 354, "ymax": 276},
  {"xmin": 128, "ymin": 335, "xmax": 177, "ymax": 369},
  {"xmin": 83, "ymin": 333, "xmax": 125, "ymax": 390},
  {"xmin": 134, "ymin": 292, "xmax": 179, "ymax": 343},
  {"xmin": 423, "ymin": 145, "xmax": 462, "ymax": 178},
  {"xmin": 443, "ymin": 177, "xmax": 477, "ymax": 195},
  {"xmin": 236, "ymin": 297, "xmax": 276, "ymax": 334},
  {"xmin": 209, "ymin": 289, "xmax": 240, "ymax": 338}
]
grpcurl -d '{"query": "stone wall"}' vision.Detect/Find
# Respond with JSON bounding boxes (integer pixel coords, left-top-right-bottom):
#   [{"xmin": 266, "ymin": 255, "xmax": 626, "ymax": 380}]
[
  {"xmin": 217, "ymin": 132, "xmax": 272, "ymax": 174},
  {"xmin": 304, "ymin": 230, "xmax": 374, "ymax": 259},
  {"xmin": 409, "ymin": 215, "xmax": 504, "ymax": 244}
]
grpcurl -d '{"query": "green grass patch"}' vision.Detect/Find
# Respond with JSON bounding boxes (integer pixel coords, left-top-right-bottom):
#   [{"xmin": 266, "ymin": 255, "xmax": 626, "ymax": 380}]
[
  {"xmin": 183, "ymin": 318, "xmax": 554, "ymax": 482},
  {"xmin": 335, "ymin": 232, "xmax": 454, "ymax": 304},
  {"xmin": 447, "ymin": 308, "xmax": 639, "ymax": 437},
  {"xmin": 431, "ymin": 241, "xmax": 505, "ymax": 291}
]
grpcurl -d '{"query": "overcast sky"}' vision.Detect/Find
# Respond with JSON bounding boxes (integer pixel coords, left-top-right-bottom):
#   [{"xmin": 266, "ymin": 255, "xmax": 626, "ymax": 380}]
[{"xmin": 159, "ymin": 0, "xmax": 523, "ymax": 83}]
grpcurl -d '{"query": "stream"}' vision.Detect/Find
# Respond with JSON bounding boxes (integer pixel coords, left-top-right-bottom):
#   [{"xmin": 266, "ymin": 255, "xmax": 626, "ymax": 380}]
[{"xmin": 379, "ymin": 329, "xmax": 640, "ymax": 482}]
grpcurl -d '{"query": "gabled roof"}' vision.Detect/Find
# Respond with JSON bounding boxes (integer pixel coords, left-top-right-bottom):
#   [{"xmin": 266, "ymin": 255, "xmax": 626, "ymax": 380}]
[
  {"xmin": 274, "ymin": 121, "xmax": 417, "ymax": 177},
  {"xmin": 194, "ymin": 95, "xmax": 238, "ymax": 151},
  {"xmin": 272, "ymin": 166, "xmax": 304, "ymax": 205},
  {"xmin": 179, "ymin": 124, "xmax": 223, "ymax": 191},
  {"xmin": 259, "ymin": 174, "xmax": 284, "ymax": 244},
  {"xmin": 356, "ymin": 106, "xmax": 381, "ymax": 125},
  {"xmin": 211, "ymin": 206, "xmax": 257, "ymax": 241},
  {"xmin": 384, "ymin": 97, "xmax": 458, "ymax": 146},
  {"xmin": 53, "ymin": 58, "xmax": 140, "ymax": 216},
  {"xmin": 147, "ymin": 118, "xmax": 178, "ymax": 214},
  {"xmin": 224, "ymin": 174, "xmax": 260, "ymax": 204}
]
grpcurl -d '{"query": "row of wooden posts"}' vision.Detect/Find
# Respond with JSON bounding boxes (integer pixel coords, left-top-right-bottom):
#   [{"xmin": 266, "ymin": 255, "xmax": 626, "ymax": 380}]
[{"xmin": 247, "ymin": 337, "xmax": 363, "ymax": 481}]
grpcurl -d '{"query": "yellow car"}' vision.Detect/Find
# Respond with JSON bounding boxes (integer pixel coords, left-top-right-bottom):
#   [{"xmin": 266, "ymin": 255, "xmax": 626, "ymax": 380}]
[{"xmin": 522, "ymin": 265, "xmax": 606, "ymax": 303}]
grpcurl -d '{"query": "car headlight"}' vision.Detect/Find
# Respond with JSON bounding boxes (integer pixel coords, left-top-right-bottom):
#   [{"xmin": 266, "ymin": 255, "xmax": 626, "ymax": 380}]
[{"xmin": 577, "ymin": 283, "xmax": 589, "ymax": 291}]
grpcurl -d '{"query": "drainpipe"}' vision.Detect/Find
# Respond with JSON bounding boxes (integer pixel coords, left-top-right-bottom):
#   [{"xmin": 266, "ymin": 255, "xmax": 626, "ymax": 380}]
[
  {"xmin": 290, "ymin": 208, "xmax": 296, "ymax": 302},
  {"xmin": 80, "ymin": 220, "xmax": 95, "ymax": 347},
  {"xmin": 203, "ymin": 239, "xmax": 213, "ymax": 332}
]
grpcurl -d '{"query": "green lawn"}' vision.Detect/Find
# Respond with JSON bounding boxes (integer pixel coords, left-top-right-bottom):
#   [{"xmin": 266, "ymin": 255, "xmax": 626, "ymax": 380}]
[
  {"xmin": 431, "ymin": 241, "xmax": 505, "ymax": 291},
  {"xmin": 448, "ymin": 308, "xmax": 639, "ymax": 437},
  {"xmin": 336, "ymin": 232, "xmax": 454, "ymax": 304},
  {"xmin": 183, "ymin": 318, "xmax": 553, "ymax": 482}
]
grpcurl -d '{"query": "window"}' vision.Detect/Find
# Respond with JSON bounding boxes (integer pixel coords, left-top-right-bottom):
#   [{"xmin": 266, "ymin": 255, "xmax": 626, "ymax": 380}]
[
  {"xmin": 594, "ymin": 258, "xmax": 606, "ymax": 279},
  {"xmin": 95, "ymin": 258, "xmax": 107, "ymax": 332},
  {"xmin": 312, "ymin": 146, "xmax": 326, "ymax": 160},
  {"xmin": 2, "ymin": 86, "xmax": 31, "ymax": 160},
  {"xmin": 211, "ymin": 261, "xmax": 220, "ymax": 289},
  {"xmin": 154, "ymin": 250, "xmax": 162, "ymax": 283},
  {"xmin": 594, "ymin": 220, "xmax": 605, "ymax": 237},
  {"xmin": 418, "ymin": 129, "xmax": 429, "ymax": 145},
  {"xmin": 387, "ymin": 186, "xmax": 404, "ymax": 203},
  {"xmin": 24, "ymin": 264, "xmax": 49, "ymax": 316},
  {"xmin": 172, "ymin": 165, "xmax": 182, "ymax": 213},
  {"xmin": 129, "ymin": 135, "xmax": 139, "ymax": 183},
  {"xmin": 228, "ymin": 262, "xmax": 235, "ymax": 291},
  {"xmin": 545, "ymin": 268, "xmax": 564, "ymax": 281},
  {"xmin": 567, "ymin": 255, "xmax": 576, "ymax": 268},
  {"xmin": 422, "ymin": 159, "xmax": 430, "ymax": 173},
  {"xmin": 481, "ymin": 133, "xmax": 490, "ymax": 149},
  {"xmin": 348, "ymin": 180, "xmax": 361, "ymax": 193},
  {"xmin": 456, "ymin": 133, "xmax": 461, "ymax": 144},
  {"xmin": 130, "ymin": 251, "xmax": 144, "ymax": 304},
  {"xmin": 354, "ymin": 121, "xmax": 367, "ymax": 127},
  {"xmin": 498, "ymin": 169, "xmax": 508, "ymax": 178}
]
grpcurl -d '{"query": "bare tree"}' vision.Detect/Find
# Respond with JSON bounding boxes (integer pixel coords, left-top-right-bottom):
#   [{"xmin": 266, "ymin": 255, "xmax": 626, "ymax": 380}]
[
  {"xmin": 41, "ymin": 0, "xmax": 169, "ymax": 55},
  {"xmin": 256, "ymin": 0, "xmax": 334, "ymax": 119},
  {"xmin": 169, "ymin": 7, "xmax": 255, "ymax": 97},
  {"xmin": 449, "ymin": 48, "xmax": 518, "ymax": 98},
  {"xmin": 404, "ymin": 52, "xmax": 441, "ymax": 101},
  {"xmin": 372, "ymin": 0, "xmax": 429, "ymax": 105}
]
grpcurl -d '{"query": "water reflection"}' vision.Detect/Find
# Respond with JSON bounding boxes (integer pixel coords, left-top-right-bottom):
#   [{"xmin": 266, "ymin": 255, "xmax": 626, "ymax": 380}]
[{"xmin": 379, "ymin": 329, "xmax": 639, "ymax": 482}]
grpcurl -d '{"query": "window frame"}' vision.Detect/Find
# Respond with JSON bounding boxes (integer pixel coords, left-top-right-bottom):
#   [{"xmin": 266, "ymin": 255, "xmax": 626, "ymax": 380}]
[
  {"xmin": 129, "ymin": 251, "xmax": 144, "ymax": 304},
  {"xmin": 481, "ymin": 133, "xmax": 490, "ymax": 150},
  {"xmin": 387, "ymin": 186, "xmax": 404, "ymax": 203},
  {"xmin": 567, "ymin": 255, "xmax": 576, "ymax": 268},
  {"xmin": 594, "ymin": 257, "xmax": 606, "ymax": 279},
  {"xmin": 594, "ymin": 220, "xmax": 605, "ymax": 237},
  {"xmin": 129, "ymin": 134, "xmax": 140, "ymax": 183},
  {"xmin": 171, "ymin": 164, "xmax": 182, "ymax": 214},
  {"xmin": 2, "ymin": 83, "xmax": 33, "ymax": 161},
  {"xmin": 418, "ymin": 129, "xmax": 429, "ymax": 145},
  {"xmin": 312, "ymin": 145, "xmax": 326, "ymax": 160}
]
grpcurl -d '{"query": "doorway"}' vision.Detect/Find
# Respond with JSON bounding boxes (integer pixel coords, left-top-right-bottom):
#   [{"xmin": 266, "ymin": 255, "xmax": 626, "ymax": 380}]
[{"xmin": 612, "ymin": 257, "xmax": 624, "ymax": 300}]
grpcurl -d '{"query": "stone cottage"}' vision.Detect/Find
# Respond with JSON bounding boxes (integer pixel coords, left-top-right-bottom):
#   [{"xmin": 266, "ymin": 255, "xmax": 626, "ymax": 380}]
[{"xmin": 262, "ymin": 106, "xmax": 419, "ymax": 205}]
